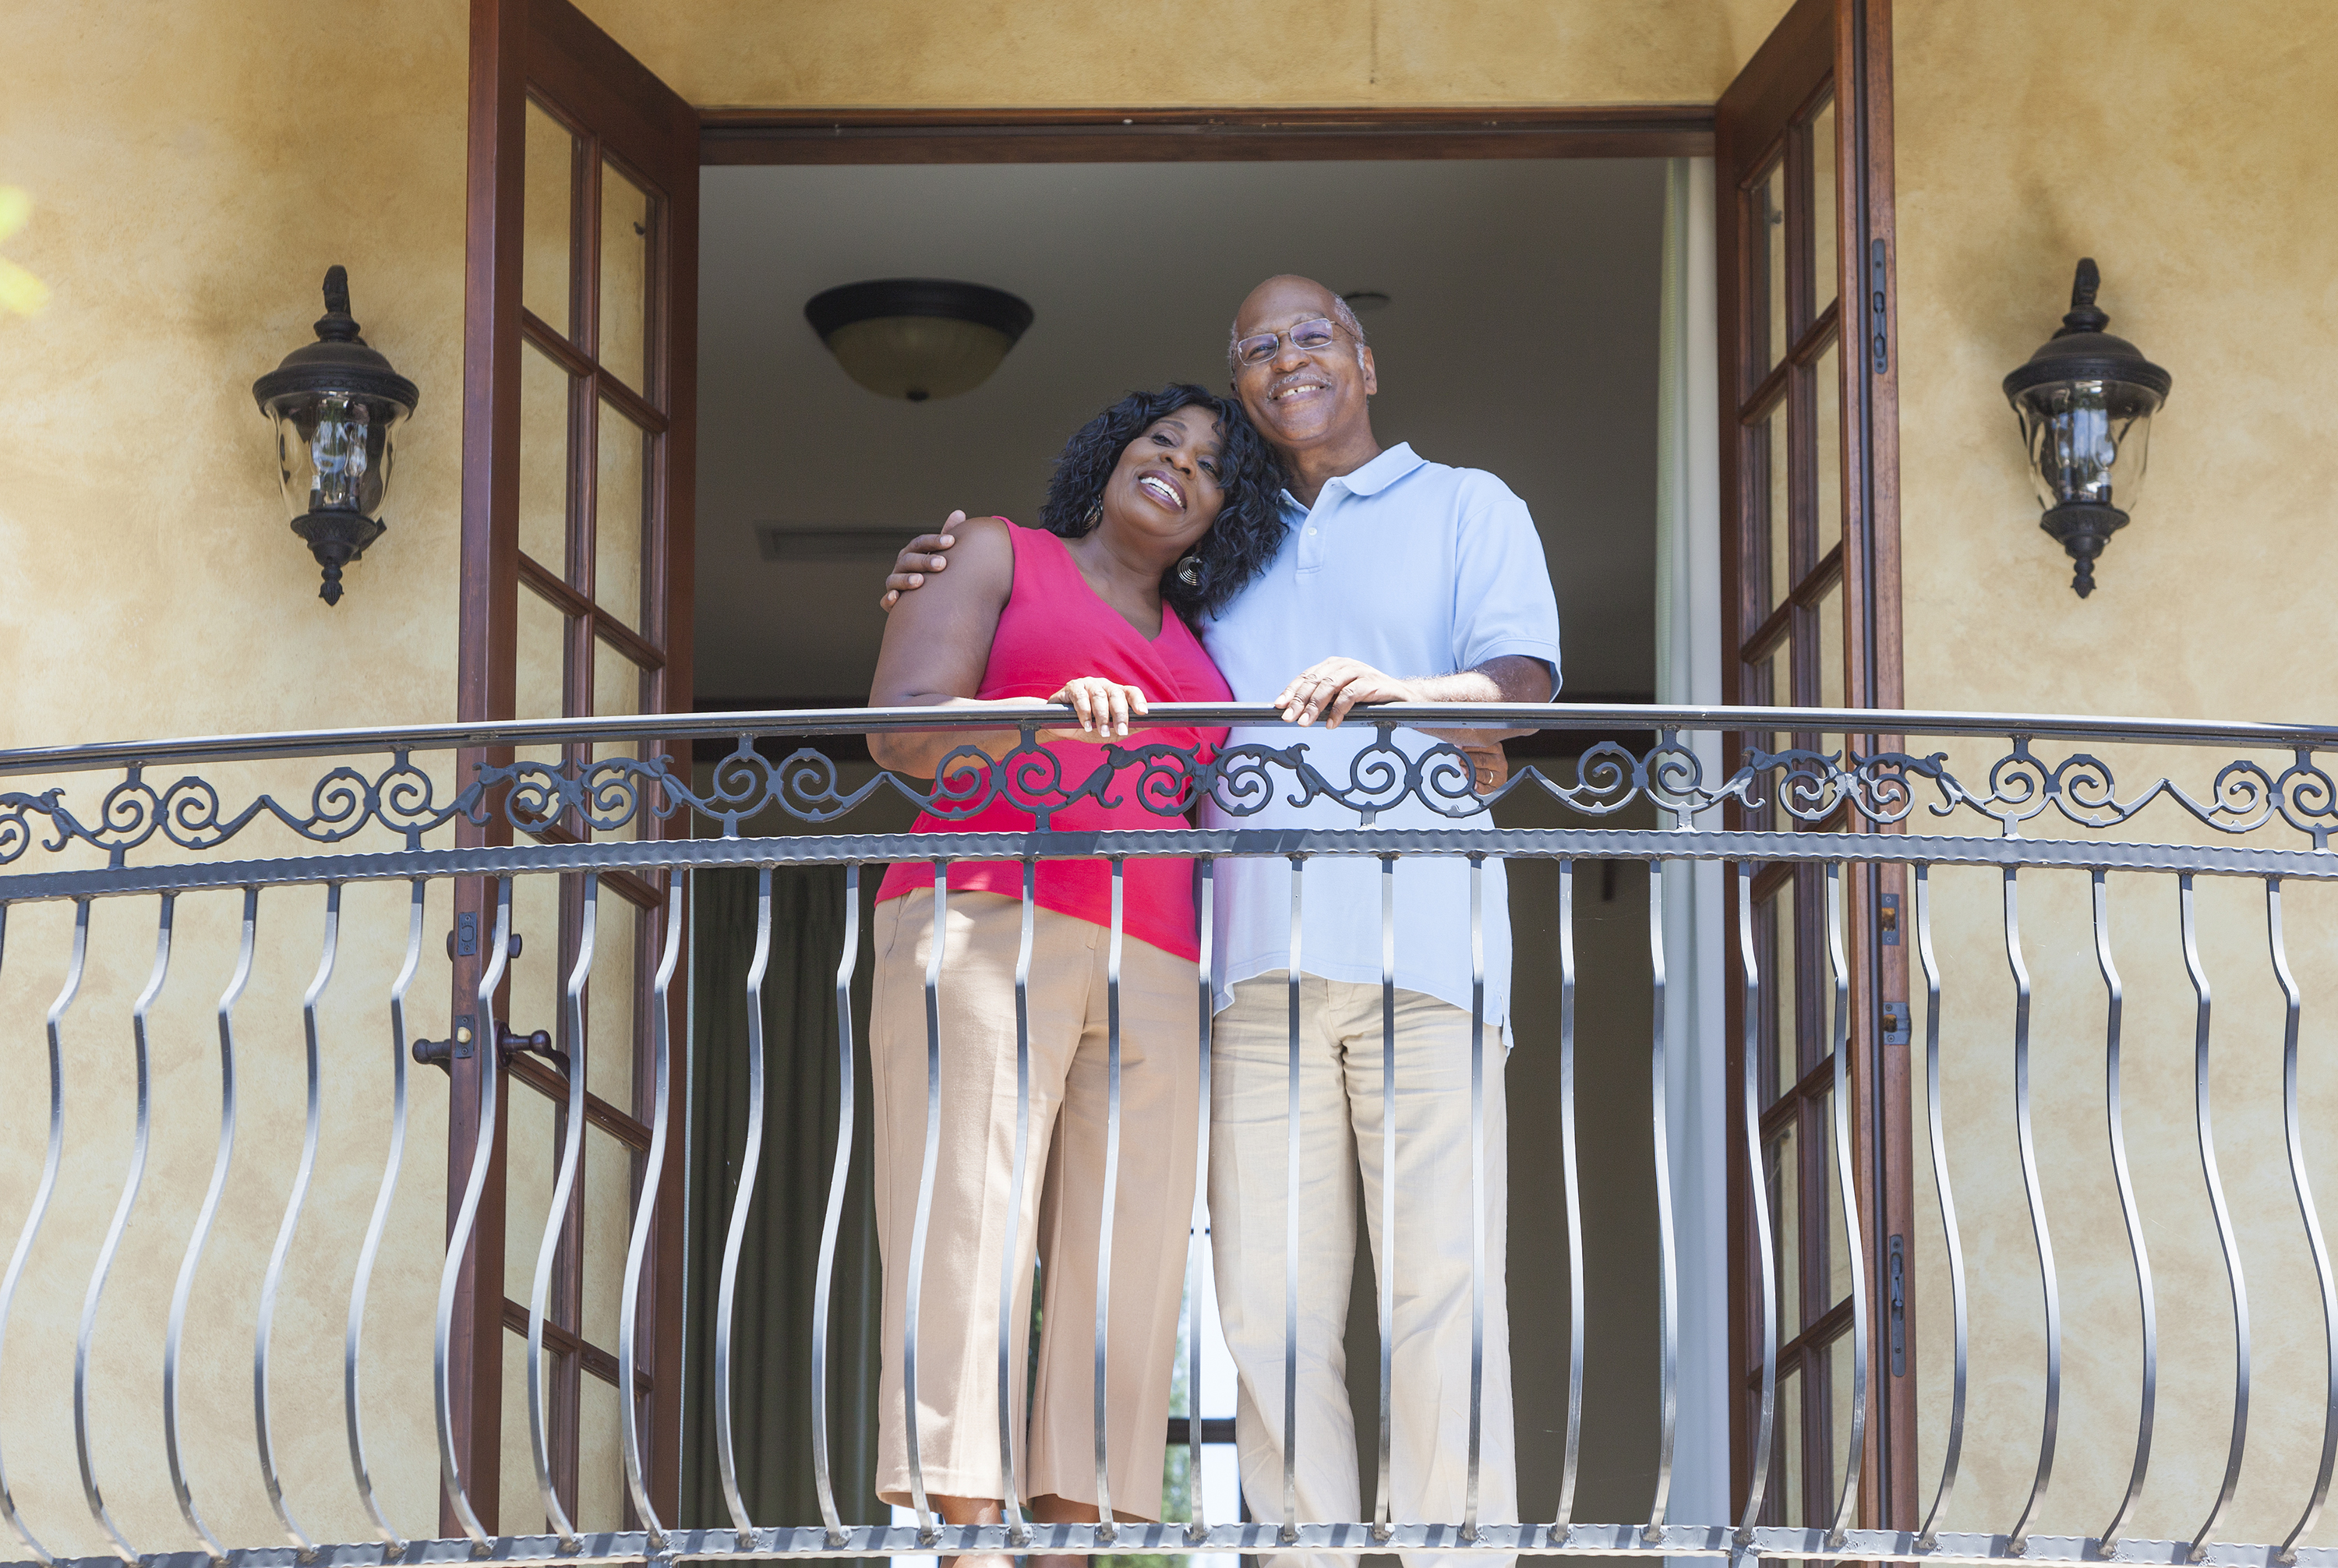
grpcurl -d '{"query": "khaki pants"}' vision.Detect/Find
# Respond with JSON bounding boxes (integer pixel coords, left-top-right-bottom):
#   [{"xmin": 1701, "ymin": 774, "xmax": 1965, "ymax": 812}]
[
  {"xmin": 871, "ymin": 889, "xmax": 1201, "ymax": 1517},
  {"xmin": 1209, "ymin": 974, "xmax": 1516, "ymax": 1568}
]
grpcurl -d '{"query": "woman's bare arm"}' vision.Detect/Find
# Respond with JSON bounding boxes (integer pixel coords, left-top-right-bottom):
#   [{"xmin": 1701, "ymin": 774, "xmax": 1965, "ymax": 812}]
[{"xmin": 865, "ymin": 515, "xmax": 1040, "ymax": 777}]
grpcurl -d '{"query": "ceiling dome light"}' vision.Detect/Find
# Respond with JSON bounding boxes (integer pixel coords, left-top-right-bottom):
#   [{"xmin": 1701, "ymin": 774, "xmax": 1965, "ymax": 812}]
[{"xmin": 803, "ymin": 278, "xmax": 1034, "ymax": 403}]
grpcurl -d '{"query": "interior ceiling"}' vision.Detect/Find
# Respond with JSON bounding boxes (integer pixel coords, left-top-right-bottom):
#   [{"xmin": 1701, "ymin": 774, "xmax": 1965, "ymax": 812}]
[{"xmin": 696, "ymin": 157, "xmax": 1666, "ymax": 703}]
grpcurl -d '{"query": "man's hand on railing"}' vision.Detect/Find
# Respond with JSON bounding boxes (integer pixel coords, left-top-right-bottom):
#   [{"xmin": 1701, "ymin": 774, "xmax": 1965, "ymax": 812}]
[{"xmin": 1276, "ymin": 654, "xmax": 1549, "ymax": 794}]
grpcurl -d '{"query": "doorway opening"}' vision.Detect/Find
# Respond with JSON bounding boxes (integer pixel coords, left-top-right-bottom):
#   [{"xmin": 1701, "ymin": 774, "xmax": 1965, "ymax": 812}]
[{"xmin": 677, "ymin": 153, "xmax": 1679, "ymax": 1543}]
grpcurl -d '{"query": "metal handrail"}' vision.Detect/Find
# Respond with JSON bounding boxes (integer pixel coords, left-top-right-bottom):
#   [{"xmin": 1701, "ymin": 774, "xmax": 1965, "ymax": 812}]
[
  {"xmin": 4, "ymin": 706, "xmax": 2338, "ymax": 1568},
  {"xmin": 4, "ymin": 701, "xmax": 2337, "ymax": 780}
]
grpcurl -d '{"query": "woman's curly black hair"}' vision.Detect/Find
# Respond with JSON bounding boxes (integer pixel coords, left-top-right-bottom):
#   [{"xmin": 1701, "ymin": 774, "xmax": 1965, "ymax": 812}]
[{"xmin": 1037, "ymin": 383, "xmax": 1287, "ymax": 623}]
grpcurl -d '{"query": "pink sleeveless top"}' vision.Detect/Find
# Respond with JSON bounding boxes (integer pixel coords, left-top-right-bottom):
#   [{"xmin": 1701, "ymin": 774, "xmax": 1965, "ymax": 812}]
[{"xmin": 876, "ymin": 524, "xmax": 1231, "ymax": 960}]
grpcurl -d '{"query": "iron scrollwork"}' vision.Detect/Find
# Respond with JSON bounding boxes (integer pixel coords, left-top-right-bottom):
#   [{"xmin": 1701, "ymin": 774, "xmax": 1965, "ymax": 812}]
[{"xmin": 5, "ymin": 721, "xmax": 2337, "ymax": 869}]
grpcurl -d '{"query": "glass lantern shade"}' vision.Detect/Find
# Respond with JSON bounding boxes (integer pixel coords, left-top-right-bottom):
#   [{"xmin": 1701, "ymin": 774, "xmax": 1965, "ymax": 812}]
[
  {"xmin": 2001, "ymin": 260, "xmax": 2170, "ymax": 599},
  {"xmin": 251, "ymin": 267, "xmax": 419, "ymax": 605},
  {"xmin": 2010, "ymin": 376, "xmax": 2161, "ymax": 513},
  {"xmin": 266, "ymin": 390, "xmax": 403, "ymax": 522}
]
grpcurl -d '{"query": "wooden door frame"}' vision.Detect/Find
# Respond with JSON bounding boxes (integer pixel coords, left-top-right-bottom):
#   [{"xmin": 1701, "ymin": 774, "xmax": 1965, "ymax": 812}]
[
  {"xmin": 457, "ymin": 0, "xmax": 697, "ymax": 1537},
  {"xmin": 1715, "ymin": 0, "xmax": 1909, "ymax": 1534},
  {"xmin": 698, "ymin": 104, "xmax": 1711, "ymax": 165},
  {"xmin": 462, "ymin": 58, "xmax": 1902, "ymax": 1542}
]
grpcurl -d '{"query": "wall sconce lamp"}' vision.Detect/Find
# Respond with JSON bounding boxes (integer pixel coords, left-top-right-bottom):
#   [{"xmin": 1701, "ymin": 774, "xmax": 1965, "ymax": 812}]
[
  {"xmin": 2002, "ymin": 259, "xmax": 2170, "ymax": 598},
  {"xmin": 252, "ymin": 267, "xmax": 419, "ymax": 606}
]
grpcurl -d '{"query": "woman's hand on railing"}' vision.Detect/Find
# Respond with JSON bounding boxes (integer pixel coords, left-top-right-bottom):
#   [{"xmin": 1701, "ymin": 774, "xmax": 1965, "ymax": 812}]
[{"xmin": 1042, "ymin": 677, "xmax": 1150, "ymax": 740}]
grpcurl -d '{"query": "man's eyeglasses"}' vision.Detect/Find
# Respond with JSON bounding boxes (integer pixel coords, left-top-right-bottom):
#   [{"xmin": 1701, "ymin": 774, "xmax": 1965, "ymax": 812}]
[{"xmin": 1231, "ymin": 317, "xmax": 1351, "ymax": 369}]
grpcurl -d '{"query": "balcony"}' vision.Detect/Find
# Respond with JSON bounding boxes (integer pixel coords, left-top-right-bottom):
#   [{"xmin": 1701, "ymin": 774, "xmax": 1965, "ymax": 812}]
[{"xmin": 2, "ymin": 704, "xmax": 2336, "ymax": 1568}]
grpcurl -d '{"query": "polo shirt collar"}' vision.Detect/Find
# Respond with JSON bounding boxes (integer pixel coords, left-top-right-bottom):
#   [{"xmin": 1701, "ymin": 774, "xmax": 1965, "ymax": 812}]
[{"xmin": 1279, "ymin": 442, "xmax": 1425, "ymax": 512}]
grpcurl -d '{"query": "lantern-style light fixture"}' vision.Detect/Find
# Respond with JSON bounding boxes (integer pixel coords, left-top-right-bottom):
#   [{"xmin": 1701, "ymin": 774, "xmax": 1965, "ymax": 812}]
[
  {"xmin": 804, "ymin": 278, "xmax": 1033, "ymax": 403},
  {"xmin": 252, "ymin": 266, "xmax": 419, "ymax": 606},
  {"xmin": 2001, "ymin": 258, "xmax": 2170, "ymax": 598}
]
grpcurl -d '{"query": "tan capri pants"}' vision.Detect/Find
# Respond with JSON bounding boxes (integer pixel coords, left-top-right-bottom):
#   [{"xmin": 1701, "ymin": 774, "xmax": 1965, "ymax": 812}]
[
  {"xmin": 1210, "ymin": 973, "xmax": 1515, "ymax": 1568},
  {"xmin": 870, "ymin": 888, "xmax": 1201, "ymax": 1517}
]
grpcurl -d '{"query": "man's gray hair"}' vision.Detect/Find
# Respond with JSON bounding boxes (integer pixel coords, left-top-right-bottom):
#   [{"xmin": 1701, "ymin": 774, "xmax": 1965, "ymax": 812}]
[{"xmin": 1226, "ymin": 292, "xmax": 1370, "ymax": 372}]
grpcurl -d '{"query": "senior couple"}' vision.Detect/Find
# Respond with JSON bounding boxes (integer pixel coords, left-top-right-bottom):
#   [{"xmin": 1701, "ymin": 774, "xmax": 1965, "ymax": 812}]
[{"xmin": 860, "ymin": 274, "xmax": 1560, "ymax": 1567}]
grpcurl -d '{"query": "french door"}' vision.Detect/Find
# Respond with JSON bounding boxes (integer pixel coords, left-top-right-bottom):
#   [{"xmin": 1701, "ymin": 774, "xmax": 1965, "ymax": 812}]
[
  {"xmin": 451, "ymin": 0, "xmax": 698, "ymax": 1535},
  {"xmin": 1717, "ymin": 0, "xmax": 1913, "ymax": 1534}
]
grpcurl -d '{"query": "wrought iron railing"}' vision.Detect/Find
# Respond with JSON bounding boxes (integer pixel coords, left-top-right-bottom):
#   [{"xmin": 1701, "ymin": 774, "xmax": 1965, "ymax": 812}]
[{"xmin": 2, "ymin": 703, "xmax": 2336, "ymax": 1567}]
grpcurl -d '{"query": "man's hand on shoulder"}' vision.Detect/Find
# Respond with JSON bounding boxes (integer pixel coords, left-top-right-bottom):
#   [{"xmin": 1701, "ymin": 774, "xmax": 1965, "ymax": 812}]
[
  {"xmin": 1274, "ymin": 657, "xmax": 1420, "ymax": 728},
  {"xmin": 879, "ymin": 510, "xmax": 971, "ymax": 611}
]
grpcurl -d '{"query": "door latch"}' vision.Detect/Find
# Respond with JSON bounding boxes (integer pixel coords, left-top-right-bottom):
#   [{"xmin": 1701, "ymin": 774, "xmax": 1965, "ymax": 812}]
[
  {"xmin": 447, "ymin": 923, "xmax": 523, "ymax": 962},
  {"xmin": 1882, "ymin": 1001, "xmax": 1912, "ymax": 1046},
  {"xmin": 413, "ymin": 1016, "xmax": 566, "ymax": 1076}
]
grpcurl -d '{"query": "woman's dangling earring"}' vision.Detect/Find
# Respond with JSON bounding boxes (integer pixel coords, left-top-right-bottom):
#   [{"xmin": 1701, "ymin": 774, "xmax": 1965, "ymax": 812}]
[
  {"xmin": 1175, "ymin": 553, "xmax": 1202, "ymax": 587},
  {"xmin": 1084, "ymin": 503, "xmax": 1104, "ymax": 531}
]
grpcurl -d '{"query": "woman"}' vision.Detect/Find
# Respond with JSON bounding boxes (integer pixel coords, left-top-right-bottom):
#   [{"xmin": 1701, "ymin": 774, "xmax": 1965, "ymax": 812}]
[{"xmin": 864, "ymin": 385, "xmax": 1283, "ymax": 1557}]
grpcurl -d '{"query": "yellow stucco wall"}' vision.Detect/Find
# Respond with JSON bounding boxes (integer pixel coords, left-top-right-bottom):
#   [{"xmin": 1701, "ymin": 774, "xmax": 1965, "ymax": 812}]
[
  {"xmin": 0, "ymin": 2, "xmax": 472, "ymax": 1556},
  {"xmin": 577, "ymin": 0, "xmax": 1793, "ymax": 108},
  {"xmin": 1890, "ymin": 2, "xmax": 2338, "ymax": 1549}
]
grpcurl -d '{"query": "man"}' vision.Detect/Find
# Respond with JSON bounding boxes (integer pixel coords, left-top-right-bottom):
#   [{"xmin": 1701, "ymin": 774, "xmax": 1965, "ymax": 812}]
[{"xmin": 881, "ymin": 275, "xmax": 1559, "ymax": 1565}]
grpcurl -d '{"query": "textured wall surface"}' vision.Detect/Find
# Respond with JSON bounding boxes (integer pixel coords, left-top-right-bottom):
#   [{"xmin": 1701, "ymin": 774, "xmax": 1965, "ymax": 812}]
[
  {"xmin": 1891, "ymin": 2, "xmax": 2338, "ymax": 1549},
  {"xmin": 0, "ymin": 2, "xmax": 472, "ymax": 1555},
  {"xmin": 574, "ymin": 0, "xmax": 1792, "ymax": 108}
]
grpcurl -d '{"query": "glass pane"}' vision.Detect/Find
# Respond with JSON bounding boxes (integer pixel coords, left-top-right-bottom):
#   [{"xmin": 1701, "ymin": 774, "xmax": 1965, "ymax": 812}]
[
  {"xmin": 1758, "ymin": 405, "xmax": 1791, "ymax": 614},
  {"xmin": 580, "ymin": 1121, "xmax": 637, "ymax": 1354},
  {"xmin": 504, "ymin": 1068, "xmax": 559, "ymax": 1304},
  {"xmin": 588, "ymin": 894, "xmax": 641, "ymax": 1111},
  {"xmin": 1765, "ymin": 1122, "xmax": 1801, "ymax": 1340},
  {"xmin": 509, "ymin": 868, "xmax": 565, "ymax": 1064},
  {"xmin": 499, "ymin": 1328, "xmax": 548, "ymax": 1534},
  {"xmin": 524, "ymin": 101, "xmax": 574, "ymax": 336},
  {"xmin": 516, "ymin": 588, "xmax": 571, "ymax": 787},
  {"xmin": 1775, "ymin": 1363, "xmax": 1804, "ymax": 1525},
  {"xmin": 1761, "ymin": 159, "xmax": 1788, "ymax": 376},
  {"xmin": 595, "ymin": 399, "xmax": 648, "ymax": 630},
  {"xmin": 580, "ymin": 1365, "xmax": 627, "ymax": 1524},
  {"xmin": 1818, "ymin": 583, "xmax": 1845, "ymax": 715},
  {"xmin": 1826, "ymin": 1330, "xmax": 1857, "ymax": 1520},
  {"xmin": 594, "ymin": 637, "xmax": 645, "ymax": 720},
  {"xmin": 1812, "ymin": 99, "xmax": 1838, "ymax": 317},
  {"xmin": 1763, "ymin": 880, "xmax": 1799, "ymax": 1097},
  {"xmin": 1815, "ymin": 340, "xmax": 1843, "ymax": 564},
  {"xmin": 1751, "ymin": 639, "xmax": 1792, "ymax": 832},
  {"xmin": 1823, "ymin": 1086, "xmax": 1852, "ymax": 1307},
  {"xmin": 589, "ymin": 645, "xmax": 645, "ymax": 841},
  {"xmin": 577, "ymin": 1368, "xmax": 626, "ymax": 1533},
  {"xmin": 591, "ymin": 643, "xmax": 648, "ymax": 842},
  {"xmin": 599, "ymin": 158, "xmax": 652, "ymax": 395},
  {"xmin": 520, "ymin": 340, "xmax": 573, "ymax": 578}
]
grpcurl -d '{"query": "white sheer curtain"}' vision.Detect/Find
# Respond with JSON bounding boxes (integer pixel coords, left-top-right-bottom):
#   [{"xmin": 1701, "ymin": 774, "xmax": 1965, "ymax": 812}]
[{"xmin": 1655, "ymin": 154, "xmax": 1730, "ymax": 1531}]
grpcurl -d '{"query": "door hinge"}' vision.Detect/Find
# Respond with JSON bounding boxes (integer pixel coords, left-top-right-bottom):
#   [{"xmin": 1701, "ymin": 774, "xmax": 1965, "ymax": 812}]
[
  {"xmin": 1870, "ymin": 238, "xmax": 1890, "ymax": 374},
  {"xmin": 1882, "ymin": 1001, "xmax": 1911, "ymax": 1047},
  {"xmin": 1879, "ymin": 892, "xmax": 1902, "ymax": 945},
  {"xmin": 1888, "ymin": 1234, "xmax": 1907, "ymax": 1376}
]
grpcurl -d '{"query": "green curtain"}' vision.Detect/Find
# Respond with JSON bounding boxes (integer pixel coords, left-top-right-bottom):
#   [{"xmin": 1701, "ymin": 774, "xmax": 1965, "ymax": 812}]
[{"xmin": 683, "ymin": 865, "xmax": 882, "ymax": 1536}]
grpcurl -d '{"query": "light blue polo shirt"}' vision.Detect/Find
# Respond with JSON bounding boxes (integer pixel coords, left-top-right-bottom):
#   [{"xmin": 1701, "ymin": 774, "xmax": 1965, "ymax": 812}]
[{"xmin": 1199, "ymin": 442, "xmax": 1562, "ymax": 1026}]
